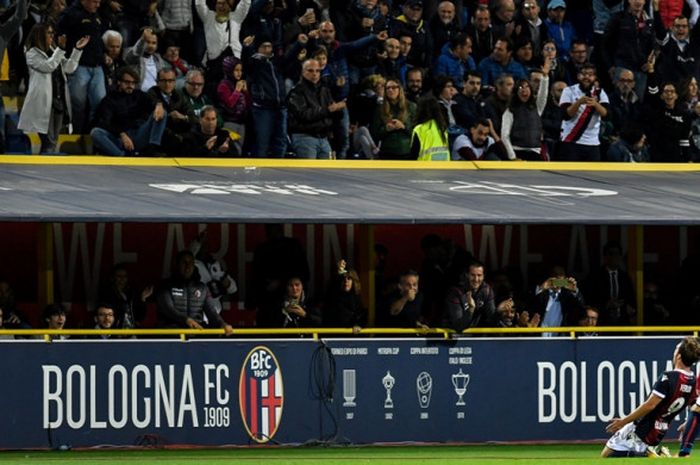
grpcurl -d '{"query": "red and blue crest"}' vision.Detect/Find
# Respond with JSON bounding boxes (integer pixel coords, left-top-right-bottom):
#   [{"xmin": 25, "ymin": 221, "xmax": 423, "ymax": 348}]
[{"xmin": 239, "ymin": 346, "xmax": 284, "ymax": 443}]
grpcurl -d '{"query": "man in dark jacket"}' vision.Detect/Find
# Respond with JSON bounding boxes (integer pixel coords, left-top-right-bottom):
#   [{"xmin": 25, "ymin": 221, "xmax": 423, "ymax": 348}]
[
  {"xmin": 147, "ymin": 68, "xmax": 196, "ymax": 155},
  {"xmin": 183, "ymin": 105, "xmax": 238, "ymax": 156},
  {"xmin": 287, "ymin": 58, "xmax": 346, "ymax": 158},
  {"xmin": 90, "ymin": 66, "xmax": 167, "ymax": 156},
  {"xmin": 443, "ymin": 261, "xmax": 496, "ymax": 331},
  {"xmin": 157, "ymin": 250, "xmax": 234, "ymax": 335}
]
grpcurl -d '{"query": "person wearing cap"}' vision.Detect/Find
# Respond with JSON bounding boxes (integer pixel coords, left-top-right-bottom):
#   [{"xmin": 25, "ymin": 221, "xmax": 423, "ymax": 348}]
[
  {"xmin": 602, "ymin": 0, "xmax": 655, "ymax": 100},
  {"xmin": 544, "ymin": 0, "xmax": 575, "ymax": 58},
  {"xmin": 390, "ymin": 0, "xmax": 433, "ymax": 68}
]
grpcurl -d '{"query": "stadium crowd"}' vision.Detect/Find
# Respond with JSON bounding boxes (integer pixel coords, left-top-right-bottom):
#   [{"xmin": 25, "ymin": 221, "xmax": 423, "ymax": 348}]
[
  {"xmin": 0, "ymin": 0, "xmax": 698, "ymax": 160},
  {"xmin": 0, "ymin": 228, "xmax": 694, "ymax": 336}
]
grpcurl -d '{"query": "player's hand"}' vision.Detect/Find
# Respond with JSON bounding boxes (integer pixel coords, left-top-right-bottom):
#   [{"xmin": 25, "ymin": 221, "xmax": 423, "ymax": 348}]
[{"xmin": 606, "ymin": 418, "xmax": 625, "ymax": 434}]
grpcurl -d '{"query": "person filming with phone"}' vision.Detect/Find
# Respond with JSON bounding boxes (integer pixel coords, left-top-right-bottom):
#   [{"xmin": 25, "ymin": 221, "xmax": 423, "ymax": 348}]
[{"xmin": 531, "ymin": 265, "xmax": 585, "ymax": 337}]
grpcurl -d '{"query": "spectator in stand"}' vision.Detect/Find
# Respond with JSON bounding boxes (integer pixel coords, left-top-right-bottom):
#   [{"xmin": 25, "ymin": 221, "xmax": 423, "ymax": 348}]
[
  {"xmin": 530, "ymin": 266, "xmax": 585, "ymax": 336},
  {"xmin": 654, "ymin": 11, "xmax": 700, "ymax": 87},
  {"xmin": 608, "ymin": 69, "xmax": 643, "ymax": 138},
  {"xmin": 287, "ymin": 58, "xmax": 346, "ymax": 159},
  {"xmin": 44, "ymin": 303, "xmax": 68, "ymax": 340},
  {"xmin": 181, "ymin": 68, "xmax": 217, "ymax": 119},
  {"xmin": 584, "ymin": 240, "xmax": 637, "ymax": 326},
  {"xmin": 643, "ymin": 281, "xmax": 673, "ymax": 325},
  {"xmin": 411, "ymin": 96, "xmax": 450, "ymax": 160},
  {"xmin": 513, "ymin": 37, "xmax": 537, "ymax": 71},
  {"xmin": 162, "ymin": 41, "xmax": 190, "ymax": 90},
  {"xmin": 607, "ymin": 123, "xmax": 649, "ymax": 162},
  {"xmin": 557, "ymin": 63, "xmax": 609, "ymax": 161},
  {"xmin": 276, "ymin": 276, "xmax": 321, "ymax": 328},
  {"xmin": 91, "ymin": 65, "xmax": 167, "ymax": 156},
  {"xmin": 501, "ymin": 60, "xmax": 550, "ymax": 160},
  {"xmin": 544, "ymin": 0, "xmax": 575, "ymax": 61},
  {"xmin": 434, "ymin": 32, "xmax": 475, "ymax": 92},
  {"xmin": 454, "ymin": 70, "xmax": 485, "ymax": 130},
  {"xmin": 323, "ymin": 259, "xmax": 366, "ymax": 329},
  {"xmin": 105, "ymin": 0, "xmax": 157, "ymax": 50},
  {"xmin": 428, "ymin": 1, "xmax": 462, "ymax": 62},
  {"xmin": 90, "ymin": 304, "xmax": 115, "ymax": 339},
  {"xmin": 468, "ymin": 5, "xmax": 495, "ymax": 65},
  {"xmin": 514, "ymin": 0, "xmax": 549, "ymax": 60},
  {"xmin": 218, "ymin": 56, "xmax": 251, "ymax": 153},
  {"xmin": 443, "ymin": 261, "xmax": 496, "ymax": 331},
  {"xmin": 157, "ymin": 250, "xmax": 234, "ymax": 335},
  {"xmin": 577, "ymin": 306, "xmax": 599, "ymax": 336},
  {"xmin": 0, "ymin": 307, "xmax": 14, "ymax": 340},
  {"xmin": 56, "ymin": 0, "xmax": 106, "ymax": 134},
  {"xmin": 433, "ymin": 75, "xmax": 461, "ymax": 139},
  {"xmin": 382, "ymin": 270, "xmax": 428, "ymax": 328},
  {"xmin": 452, "ymin": 117, "xmax": 507, "ymax": 160},
  {"xmin": 690, "ymin": 102, "xmax": 700, "ymax": 161},
  {"xmin": 679, "ymin": 76, "xmax": 700, "ymax": 112},
  {"xmin": 248, "ymin": 224, "xmax": 310, "ymax": 328},
  {"xmin": 540, "ymin": 40, "xmax": 567, "ymax": 84},
  {"xmin": 182, "ymin": 105, "xmax": 238, "ymax": 156},
  {"xmin": 160, "ymin": 0, "xmax": 195, "ymax": 63},
  {"xmin": 563, "ymin": 40, "xmax": 589, "ymax": 85},
  {"xmin": 124, "ymin": 27, "xmax": 166, "ymax": 92},
  {"xmin": 147, "ymin": 67, "xmax": 196, "ymax": 155},
  {"xmin": 18, "ymin": 24, "xmax": 89, "ymax": 154},
  {"xmin": 491, "ymin": 0, "xmax": 516, "ymax": 41},
  {"xmin": 98, "ymin": 263, "xmax": 152, "ymax": 330},
  {"xmin": 0, "ymin": 280, "xmax": 28, "ymax": 329},
  {"xmin": 482, "ymin": 72, "xmax": 514, "ymax": 134},
  {"xmin": 477, "ymin": 37, "xmax": 527, "ymax": 88},
  {"xmin": 242, "ymin": 33, "xmax": 298, "ymax": 158},
  {"xmin": 376, "ymin": 37, "xmax": 407, "ymax": 84},
  {"xmin": 602, "ymin": 0, "xmax": 655, "ymax": 100},
  {"xmin": 349, "ymin": 73, "xmax": 385, "ymax": 158},
  {"xmin": 101, "ymin": 30, "xmax": 124, "ymax": 91},
  {"xmin": 398, "ymin": 32, "xmax": 414, "ymax": 62},
  {"xmin": 195, "ymin": 0, "xmax": 251, "ymax": 93},
  {"xmin": 494, "ymin": 294, "xmax": 541, "ymax": 331},
  {"xmin": 371, "ymin": 78, "xmax": 417, "ymax": 159},
  {"xmin": 390, "ymin": 0, "xmax": 432, "ymax": 68},
  {"xmin": 541, "ymin": 79, "xmax": 566, "ymax": 159},
  {"xmin": 405, "ymin": 66, "xmax": 426, "ymax": 102}
]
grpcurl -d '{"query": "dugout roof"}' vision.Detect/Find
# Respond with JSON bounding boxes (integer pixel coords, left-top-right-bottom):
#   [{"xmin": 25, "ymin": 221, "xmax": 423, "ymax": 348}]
[{"xmin": 1, "ymin": 157, "xmax": 699, "ymax": 225}]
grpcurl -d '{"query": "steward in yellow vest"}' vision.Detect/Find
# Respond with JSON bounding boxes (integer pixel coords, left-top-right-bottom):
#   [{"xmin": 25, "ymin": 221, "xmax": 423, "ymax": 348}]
[{"xmin": 412, "ymin": 119, "xmax": 449, "ymax": 161}]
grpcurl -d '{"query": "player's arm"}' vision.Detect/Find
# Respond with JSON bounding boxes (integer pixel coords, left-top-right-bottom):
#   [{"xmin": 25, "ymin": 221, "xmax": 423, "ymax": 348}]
[{"xmin": 606, "ymin": 393, "xmax": 663, "ymax": 433}]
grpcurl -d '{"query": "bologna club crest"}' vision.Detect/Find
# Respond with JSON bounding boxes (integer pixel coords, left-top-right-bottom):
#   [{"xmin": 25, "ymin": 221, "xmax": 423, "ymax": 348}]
[{"xmin": 239, "ymin": 346, "xmax": 284, "ymax": 443}]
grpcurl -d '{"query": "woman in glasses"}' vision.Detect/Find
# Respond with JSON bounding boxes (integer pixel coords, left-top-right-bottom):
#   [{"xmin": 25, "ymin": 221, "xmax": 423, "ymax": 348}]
[
  {"xmin": 18, "ymin": 23, "xmax": 89, "ymax": 153},
  {"xmin": 371, "ymin": 79, "xmax": 416, "ymax": 160}
]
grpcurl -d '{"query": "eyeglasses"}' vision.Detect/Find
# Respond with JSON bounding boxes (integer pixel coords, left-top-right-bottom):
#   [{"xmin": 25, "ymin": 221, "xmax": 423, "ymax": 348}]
[
  {"xmin": 523, "ymin": 3, "xmax": 536, "ymax": 8},
  {"xmin": 543, "ymin": 46, "xmax": 556, "ymax": 52},
  {"xmin": 618, "ymin": 78, "xmax": 634, "ymax": 83},
  {"xmin": 186, "ymin": 81, "xmax": 204, "ymax": 87}
]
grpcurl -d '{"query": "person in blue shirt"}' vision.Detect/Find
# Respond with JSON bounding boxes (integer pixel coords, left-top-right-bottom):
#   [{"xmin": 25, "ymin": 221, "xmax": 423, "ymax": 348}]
[
  {"xmin": 477, "ymin": 36, "xmax": 527, "ymax": 87},
  {"xmin": 433, "ymin": 32, "xmax": 475, "ymax": 91}
]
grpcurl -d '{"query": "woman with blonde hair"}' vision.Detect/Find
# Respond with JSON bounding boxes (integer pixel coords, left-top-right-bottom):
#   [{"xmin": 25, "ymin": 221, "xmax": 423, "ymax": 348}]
[
  {"xmin": 18, "ymin": 23, "xmax": 89, "ymax": 153},
  {"xmin": 370, "ymin": 78, "xmax": 416, "ymax": 160}
]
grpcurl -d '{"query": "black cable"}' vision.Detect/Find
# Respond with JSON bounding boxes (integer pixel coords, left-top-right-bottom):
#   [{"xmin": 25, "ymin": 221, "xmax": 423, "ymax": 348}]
[{"xmin": 307, "ymin": 339, "xmax": 338, "ymax": 445}]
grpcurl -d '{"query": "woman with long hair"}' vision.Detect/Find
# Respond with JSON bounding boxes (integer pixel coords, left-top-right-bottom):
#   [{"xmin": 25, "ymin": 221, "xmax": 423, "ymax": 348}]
[
  {"xmin": 323, "ymin": 260, "xmax": 367, "ymax": 329},
  {"xmin": 371, "ymin": 79, "xmax": 416, "ymax": 160},
  {"xmin": 18, "ymin": 23, "xmax": 89, "ymax": 153},
  {"xmin": 218, "ymin": 55, "xmax": 251, "ymax": 154},
  {"xmin": 500, "ymin": 59, "xmax": 550, "ymax": 160},
  {"xmin": 678, "ymin": 76, "xmax": 699, "ymax": 113},
  {"xmin": 410, "ymin": 97, "xmax": 449, "ymax": 160}
]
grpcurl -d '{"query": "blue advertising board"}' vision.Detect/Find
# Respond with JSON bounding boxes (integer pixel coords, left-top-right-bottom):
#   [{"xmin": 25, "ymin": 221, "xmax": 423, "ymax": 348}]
[{"xmin": 0, "ymin": 336, "xmax": 683, "ymax": 449}]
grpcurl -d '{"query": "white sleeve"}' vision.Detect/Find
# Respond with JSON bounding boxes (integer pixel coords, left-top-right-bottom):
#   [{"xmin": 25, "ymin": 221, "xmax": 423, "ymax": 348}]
[
  {"xmin": 536, "ymin": 76, "xmax": 549, "ymax": 115},
  {"xmin": 501, "ymin": 109, "xmax": 517, "ymax": 160},
  {"xmin": 688, "ymin": 0, "xmax": 700, "ymax": 26}
]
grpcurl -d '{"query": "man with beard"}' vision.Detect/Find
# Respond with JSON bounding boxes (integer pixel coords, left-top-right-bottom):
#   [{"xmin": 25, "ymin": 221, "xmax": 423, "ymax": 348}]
[
  {"xmin": 443, "ymin": 261, "xmax": 497, "ymax": 331},
  {"xmin": 451, "ymin": 117, "xmax": 506, "ymax": 160},
  {"xmin": 124, "ymin": 27, "xmax": 166, "ymax": 91},
  {"xmin": 558, "ymin": 63, "xmax": 609, "ymax": 161},
  {"xmin": 183, "ymin": 105, "xmax": 237, "ymax": 156}
]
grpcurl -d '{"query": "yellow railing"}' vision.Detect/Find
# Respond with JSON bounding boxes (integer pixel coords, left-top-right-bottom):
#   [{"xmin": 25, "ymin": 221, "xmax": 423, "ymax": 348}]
[{"xmin": 0, "ymin": 326, "xmax": 698, "ymax": 341}]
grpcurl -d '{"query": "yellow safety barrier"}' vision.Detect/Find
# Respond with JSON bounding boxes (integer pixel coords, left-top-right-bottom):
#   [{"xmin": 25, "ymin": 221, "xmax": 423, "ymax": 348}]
[{"xmin": 0, "ymin": 326, "xmax": 697, "ymax": 341}]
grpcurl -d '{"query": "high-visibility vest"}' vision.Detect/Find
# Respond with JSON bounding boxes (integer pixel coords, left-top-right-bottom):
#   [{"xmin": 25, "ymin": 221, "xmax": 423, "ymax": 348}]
[{"xmin": 412, "ymin": 120, "xmax": 449, "ymax": 161}]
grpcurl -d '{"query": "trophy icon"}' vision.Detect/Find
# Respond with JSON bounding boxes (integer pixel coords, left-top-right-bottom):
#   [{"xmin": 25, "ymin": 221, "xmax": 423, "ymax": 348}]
[
  {"xmin": 382, "ymin": 371, "xmax": 395, "ymax": 409},
  {"xmin": 416, "ymin": 372, "xmax": 433, "ymax": 408},
  {"xmin": 451, "ymin": 369, "xmax": 470, "ymax": 406},
  {"xmin": 343, "ymin": 369, "xmax": 356, "ymax": 407}
]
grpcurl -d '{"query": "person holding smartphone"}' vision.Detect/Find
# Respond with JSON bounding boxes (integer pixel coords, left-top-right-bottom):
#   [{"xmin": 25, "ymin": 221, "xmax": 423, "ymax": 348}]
[{"xmin": 530, "ymin": 265, "xmax": 585, "ymax": 336}]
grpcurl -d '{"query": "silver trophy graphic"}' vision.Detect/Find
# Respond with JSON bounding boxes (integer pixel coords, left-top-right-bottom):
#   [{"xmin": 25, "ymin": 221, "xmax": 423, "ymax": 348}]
[
  {"xmin": 451, "ymin": 369, "xmax": 470, "ymax": 406},
  {"xmin": 343, "ymin": 369, "xmax": 357, "ymax": 407},
  {"xmin": 382, "ymin": 371, "xmax": 395, "ymax": 409},
  {"xmin": 416, "ymin": 371, "xmax": 433, "ymax": 408}
]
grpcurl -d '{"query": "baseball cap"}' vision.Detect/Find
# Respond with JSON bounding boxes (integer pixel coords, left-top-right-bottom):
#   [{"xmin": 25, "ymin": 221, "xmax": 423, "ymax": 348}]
[
  {"xmin": 548, "ymin": 0, "xmax": 566, "ymax": 9},
  {"xmin": 405, "ymin": 0, "xmax": 424, "ymax": 8}
]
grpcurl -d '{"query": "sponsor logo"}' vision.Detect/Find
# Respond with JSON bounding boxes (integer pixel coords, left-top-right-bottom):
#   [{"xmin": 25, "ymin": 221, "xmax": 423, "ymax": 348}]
[{"xmin": 239, "ymin": 346, "xmax": 284, "ymax": 443}]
